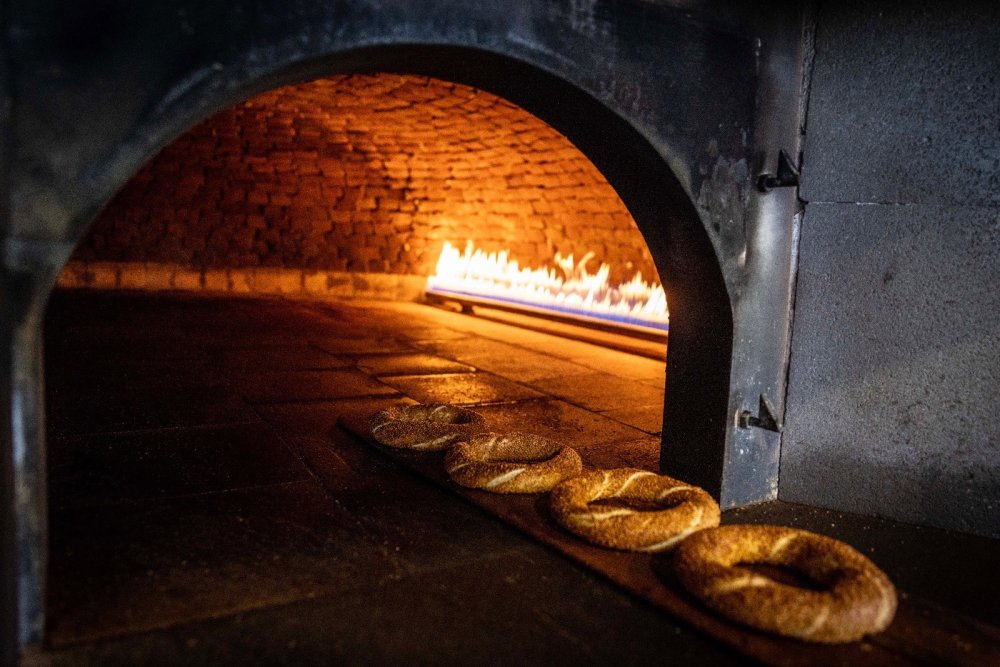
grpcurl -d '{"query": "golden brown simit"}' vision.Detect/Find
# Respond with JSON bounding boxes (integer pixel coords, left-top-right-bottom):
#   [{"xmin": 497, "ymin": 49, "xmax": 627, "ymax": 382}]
[
  {"xmin": 673, "ymin": 524, "xmax": 897, "ymax": 643},
  {"xmin": 549, "ymin": 468, "xmax": 720, "ymax": 552},
  {"xmin": 444, "ymin": 432, "xmax": 583, "ymax": 493},
  {"xmin": 369, "ymin": 404, "xmax": 486, "ymax": 451}
]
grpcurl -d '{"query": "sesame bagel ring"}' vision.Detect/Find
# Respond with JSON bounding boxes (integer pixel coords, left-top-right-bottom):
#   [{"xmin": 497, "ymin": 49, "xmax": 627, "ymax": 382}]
[
  {"xmin": 673, "ymin": 525, "xmax": 897, "ymax": 643},
  {"xmin": 369, "ymin": 404, "xmax": 486, "ymax": 451},
  {"xmin": 549, "ymin": 468, "xmax": 720, "ymax": 552},
  {"xmin": 444, "ymin": 432, "xmax": 583, "ymax": 494}
]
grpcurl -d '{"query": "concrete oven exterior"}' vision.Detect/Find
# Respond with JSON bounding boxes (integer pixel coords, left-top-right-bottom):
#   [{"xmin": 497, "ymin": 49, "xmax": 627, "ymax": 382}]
[{"xmin": 1, "ymin": 0, "xmax": 998, "ymax": 660}]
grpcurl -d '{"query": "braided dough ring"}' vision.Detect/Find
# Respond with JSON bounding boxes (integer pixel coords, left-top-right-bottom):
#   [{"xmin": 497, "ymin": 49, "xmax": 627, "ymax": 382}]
[
  {"xmin": 673, "ymin": 525, "xmax": 897, "ymax": 643},
  {"xmin": 548, "ymin": 468, "xmax": 720, "ymax": 552},
  {"xmin": 369, "ymin": 404, "xmax": 486, "ymax": 451},
  {"xmin": 444, "ymin": 432, "xmax": 583, "ymax": 494}
]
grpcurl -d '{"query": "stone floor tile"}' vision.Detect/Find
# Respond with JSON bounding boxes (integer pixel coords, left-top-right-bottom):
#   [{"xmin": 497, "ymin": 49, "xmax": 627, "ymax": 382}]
[
  {"xmin": 42, "ymin": 550, "xmax": 737, "ymax": 666},
  {"xmin": 231, "ymin": 369, "xmax": 398, "ymax": 403},
  {"xmin": 305, "ymin": 432, "xmax": 532, "ymax": 577},
  {"xmin": 48, "ymin": 424, "xmax": 311, "ymax": 508},
  {"xmin": 353, "ymin": 300, "xmax": 468, "ymax": 327},
  {"xmin": 256, "ymin": 396, "xmax": 416, "ymax": 440},
  {"xmin": 46, "ymin": 385, "xmax": 259, "ymax": 437},
  {"xmin": 353, "ymin": 353, "xmax": 475, "ymax": 376},
  {"xmin": 47, "ymin": 352, "xmax": 228, "ymax": 388},
  {"xmin": 568, "ymin": 346, "xmax": 667, "ymax": 383},
  {"xmin": 46, "ymin": 339, "xmax": 212, "ymax": 368},
  {"xmin": 215, "ymin": 346, "xmax": 352, "ymax": 371},
  {"xmin": 460, "ymin": 348, "xmax": 594, "ymax": 383},
  {"xmin": 414, "ymin": 332, "xmax": 665, "ymax": 386},
  {"xmin": 469, "ymin": 321, "xmax": 572, "ymax": 348},
  {"xmin": 471, "ymin": 399, "xmax": 654, "ymax": 455},
  {"xmin": 600, "ymin": 404, "xmax": 665, "ymax": 435},
  {"xmin": 310, "ymin": 336, "xmax": 417, "ymax": 355},
  {"xmin": 579, "ymin": 434, "xmax": 662, "ymax": 471},
  {"xmin": 394, "ymin": 326, "xmax": 470, "ymax": 342},
  {"xmin": 433, "ymin": 314, "xmax": 527, "ymax": 339},
  {"xmin": 256, "ymin": 397, "xmax": 418, "ymax": 485},
  {"xmin": 527, "ymin": 371, "xmax": 665, "ymax": 413},
  {"xmin": 492, "ymin": 333, "xmax": 607, "ymax": 360},
  {"xmin": 379, "ymin": 372, "xmax": 542, "ymax": 406},
  {"xmin": 198, "ymin": 332, "xmax": 315, "ymax": 348},
  {"xmin": 256, "ymin": 401, "xmax": 526, "ymax": 577},
  {"xmin": 402, "ymin": 336, "xmax": 515, "ymax": 360},
  {"xmin": 410, "ymin": 336, "xmax": 595, "ymax": 382},
  {"xmin": 46, "ymin": 480, "xmax": 398, "ymax": 647}
]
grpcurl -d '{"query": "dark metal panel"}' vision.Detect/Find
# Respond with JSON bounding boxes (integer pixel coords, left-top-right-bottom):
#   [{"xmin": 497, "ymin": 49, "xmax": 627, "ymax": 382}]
[
  {"xmin": 782, "ymin": 202, "xmax": 1000, "ymax": 538},
  {"xmin": 716, "ymin": 7, "xmax": 806, "ymax": 506},
  {"xmin": 3, "ymin": 247, "xmax": 63, "ymax": 652},
  {"xmin": 799, "ymin": 0, "xmax": 1000, "ymax": 207},
  {"xmin": 0, "ymin": 0, "xmax": 22, "ymax": 659}
]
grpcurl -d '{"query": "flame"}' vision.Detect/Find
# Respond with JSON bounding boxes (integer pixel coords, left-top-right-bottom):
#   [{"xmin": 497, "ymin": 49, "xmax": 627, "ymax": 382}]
[{"xmin": 426, "ymin": 241, "xmax": 668, "ymax": 333}]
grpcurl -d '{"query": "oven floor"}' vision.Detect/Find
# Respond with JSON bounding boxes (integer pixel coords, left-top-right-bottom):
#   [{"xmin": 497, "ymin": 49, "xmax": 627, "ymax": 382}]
[
  {"xmin": 38, "ymin": 289, "xmax": 999, "ymax": 665},
  {"xmin": 39, "ymin": 289, "xmax": 741, "ymax": 664}
]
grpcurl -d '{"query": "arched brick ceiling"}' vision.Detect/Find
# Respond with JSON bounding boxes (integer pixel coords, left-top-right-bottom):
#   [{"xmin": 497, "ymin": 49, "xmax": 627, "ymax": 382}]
[{"xmin": 75, "ymin": 74, "xmax": 658, "ymax": 285}]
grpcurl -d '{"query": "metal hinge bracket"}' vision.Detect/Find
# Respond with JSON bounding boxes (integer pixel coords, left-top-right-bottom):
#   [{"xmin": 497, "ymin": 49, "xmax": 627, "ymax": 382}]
[
  {"xmin": 756, "ymin": 149, "xmax": 800, "ymax": 192},
  {"xmin": 738, "ymin": 394, "xmax": 782, "ymax": 432}
]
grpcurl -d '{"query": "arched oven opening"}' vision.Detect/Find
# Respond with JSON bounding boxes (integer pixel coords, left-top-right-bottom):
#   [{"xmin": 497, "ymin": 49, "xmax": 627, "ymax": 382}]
[{"xmin": 40, "ymin": 63, "xmax": 733, "ymax": 652}]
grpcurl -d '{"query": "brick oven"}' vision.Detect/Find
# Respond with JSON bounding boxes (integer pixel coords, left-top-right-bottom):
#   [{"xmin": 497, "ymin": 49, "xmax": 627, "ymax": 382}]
[
  {"xmin": 59, "ymin": 74, "xmax": 658, "ymax": 301},
  {"xmin": 2, "ymin": 1, "xmax": 998, "ymax": 664}
]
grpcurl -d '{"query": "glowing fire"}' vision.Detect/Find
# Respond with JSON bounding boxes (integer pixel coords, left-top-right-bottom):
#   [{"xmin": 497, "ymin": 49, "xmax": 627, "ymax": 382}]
[{"xmin": 426, "ymin": 241, "xmax": 668, "ymax": 333}]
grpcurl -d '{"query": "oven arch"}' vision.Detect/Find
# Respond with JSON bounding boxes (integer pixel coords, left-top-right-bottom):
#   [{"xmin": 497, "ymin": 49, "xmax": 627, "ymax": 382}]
[
  {"xmin": 5, "ymin": 3, "xmax": 807, "ymax": 652},
  {"xmin": 63, "ymin": 44, "xmax": 737, "ymax": 495}
]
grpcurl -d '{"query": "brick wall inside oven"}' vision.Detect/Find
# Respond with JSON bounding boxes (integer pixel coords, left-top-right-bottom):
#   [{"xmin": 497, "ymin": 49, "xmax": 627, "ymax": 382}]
[{"xmin": 60, "ymin": 74, "xmax": 657, "ymax": 298}]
